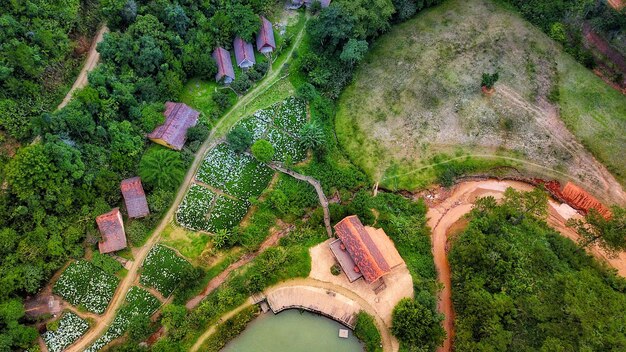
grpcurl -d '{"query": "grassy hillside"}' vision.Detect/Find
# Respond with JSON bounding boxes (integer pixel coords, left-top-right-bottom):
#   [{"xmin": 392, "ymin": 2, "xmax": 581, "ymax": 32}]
[{"xmin": 336, "ymin": 0, "xmax": 626, "ymax": 197}]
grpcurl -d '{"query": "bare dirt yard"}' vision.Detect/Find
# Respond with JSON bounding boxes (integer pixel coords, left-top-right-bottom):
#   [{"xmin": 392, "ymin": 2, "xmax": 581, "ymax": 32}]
[{"xmin": 336, "ymin": 0, "xmax": 626, "ymax": 205}]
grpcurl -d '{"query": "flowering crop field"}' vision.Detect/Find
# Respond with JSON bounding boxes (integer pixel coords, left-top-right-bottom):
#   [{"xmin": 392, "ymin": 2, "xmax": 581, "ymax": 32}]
[
  {"xmin": 176, "ymin": 184, "xmax": 215, "ymax": 231},
  {"xmin": 205, "ymin": 196, "xmax": 250, "ymax": 232},
  {"xmin": 266, "ymin": 127, "xmax": 306, "ymax": 162},
  {"xmin": 273, "ymin": 97, "xmax": 307, "ymax": 135},
  {"xmin": 42, "ymin": 312, "xmax": 90, "ymax": 352},
  {"xmin": 196, "ymin": 143, "xmax": 273, "ymax": 199},
  {"xmin": 85, "ymin": 286, "xmax": 160, "ymax": 352},
  {"xmin": 238, "ymin": 115, "xmax": 271, "ymax": 140},
  {"xmin": 140, "ymin": 244, "xmax": 193, "ymax": 296},
  {"xmin": 53, "ymin": 260, "xmax": 119, "ymax": 314}
]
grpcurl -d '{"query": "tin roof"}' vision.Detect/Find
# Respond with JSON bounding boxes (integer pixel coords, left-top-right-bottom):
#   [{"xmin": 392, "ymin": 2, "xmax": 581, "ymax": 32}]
[
  {"xmin": 233, "ymin": 37, "xmax": 256, "ymax": 67},
  {"xmin": 96, "ymin": 208, "xmax": 127, "ymax": 254},
  {"xmin": 148, "ymin": 102, "xmax": 199, "ymax": 150},
  {"xmin": 212, "ymin": 47, "xmax": 235, "ymax": 82},
  {"xmin": 120, "ymin": 177, "xmax": 150, "ymax": 218},
  {"xmin": 256, "ymin": 17, "xmax": 276, "ymax": 51}
]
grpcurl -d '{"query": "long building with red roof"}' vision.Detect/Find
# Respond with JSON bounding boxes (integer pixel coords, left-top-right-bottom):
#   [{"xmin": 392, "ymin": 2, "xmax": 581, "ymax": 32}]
[
  {"xmin": 120, "ymin": 177, "xmax": 150, "ymax": 219},
  {"xmin": 331, "ymin": 215, "xmax": 403, "ymax": 283},
  {"xmin": 148, "ymin": 102, "xmax": 199, "ymax": 150},
  {"xmin": 233, "ymin": 37, "xmax": 256, "ymax": 69},
  {"xmin": 96, "ymin": 208, "xmax": 127, "ymax": 254},
  {"xmin": 256, "ymin": 16, "xmax": 276, "ymax": 54},
  {"xmin": 212, "ymin": 47, "xmax": 235, "ymax": 84}
]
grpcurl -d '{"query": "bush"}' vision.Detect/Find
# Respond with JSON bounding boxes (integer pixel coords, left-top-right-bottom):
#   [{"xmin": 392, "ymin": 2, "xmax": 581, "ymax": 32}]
[
  {"xmin": 251, "ymin": 139, "xmax": 275, "ymax": 163},
  {"xmin": 231, "ymin": 73, "xmax": 252, "ymax": 94},
  {"xmin": 391, "ymin": 298, "xmax": 445, "ymax": 351},
  {"xmin": 354, "ymin": 311, "xmax": 382, "ymax": 352},
  {"xmin": 227, "ymin": 126, "xmax": 253, "ymax": 153},
  {"xmin": 126, "ymin": 220, "xmax": 150, "ymax": 246},
  {"xmin": 481, "ymin": 72, "xmax": 499, "ymax": 89},
  {"xmin": 330, "ymin": 264, "xmax": 341, "ymax": 276},
  {"xmin": 91, "ymin": 251, "xmax": 123, "ymax": 275},
  {"xmin": 212, "ymin": 90, "xmax": 232, "ymax": 112}
]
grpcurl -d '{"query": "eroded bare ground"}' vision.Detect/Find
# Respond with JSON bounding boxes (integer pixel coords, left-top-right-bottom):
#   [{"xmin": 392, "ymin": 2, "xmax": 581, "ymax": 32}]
[{"xmin": 427, "ymin": 180, "xmax": 626, "ymax": 352}]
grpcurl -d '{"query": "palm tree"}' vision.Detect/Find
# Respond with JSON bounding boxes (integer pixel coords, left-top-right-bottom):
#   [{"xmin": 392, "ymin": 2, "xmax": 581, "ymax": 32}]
[{"xmin": 139, "ymin": 148, "xmax": 185, "ymax": 190}]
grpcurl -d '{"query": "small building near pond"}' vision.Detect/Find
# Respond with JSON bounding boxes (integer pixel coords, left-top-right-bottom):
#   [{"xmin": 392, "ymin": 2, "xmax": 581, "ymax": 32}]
[
  {"xmin": 331, "ymin": 215, "xmax": 403, "ymax": 284},
  {"xmin": 233, "ymin": 37, "xmax": 256, "ymax": 69},
  {"xmin": 213, "ymin": 47, "xmax": 236, "ymax": 84},
  {"xmin": 148, "ymin": 102, "xmax": 199, "ymax": 150},
  {"xmin": 121, "ymin": 177, "xmax": 150, "ymax": 219},
  {"xmin": 256, "ymin": 17, "xmax": 276, "ymax": 54},
  {"xmin": 96, "ymin": 208, "xmax": 127, "ymax": 254}
]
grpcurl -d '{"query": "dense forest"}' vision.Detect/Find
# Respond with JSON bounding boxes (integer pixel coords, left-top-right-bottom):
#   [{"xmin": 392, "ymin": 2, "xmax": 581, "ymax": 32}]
[
  {"xmin": 0, "ymin": 0, "xmax": 274, "ymax": 349},
  {"xmin": 450, "ymin": 188, "xmax": 626, "ymax": 350}
]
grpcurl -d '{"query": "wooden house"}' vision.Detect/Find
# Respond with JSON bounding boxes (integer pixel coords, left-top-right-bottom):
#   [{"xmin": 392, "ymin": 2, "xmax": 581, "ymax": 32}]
[
  {"xmin": 96, "ymin": 208, "xmax": 127, "ymax": 254},
  {"xmin": 148, "ymin": 102, "xmax": 199, "ymax": 150},
  {"xmin": 330, "ymin": 215, "xmax": 403, "ymax": 283},
  {"xmin": 233, "ymin": 37, "xmax": 256, "ymax": 69},
  {"xmin": 256, "ymin": 17, "xmax": 276, "ymax": 54},
  {"xmin": 213, "ymin": 47, "xmax": 235, "ymax": 84},
  {"xmin": 120, "ymin": 177, "xmax": 150, "ymax": 219}
]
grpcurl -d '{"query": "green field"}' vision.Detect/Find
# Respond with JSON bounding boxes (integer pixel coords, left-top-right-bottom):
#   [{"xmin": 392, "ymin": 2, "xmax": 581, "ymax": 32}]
[
  {"xmin": 140, "ymin": 245, "xmax": 194, "ymax": 296},
  {"xmin": 335, "ymin": 0, "xmax": 626, "ymax": 194},
  {"xmin": 53, "ymin": 260, "xmax": 119, "ymax": 314}
]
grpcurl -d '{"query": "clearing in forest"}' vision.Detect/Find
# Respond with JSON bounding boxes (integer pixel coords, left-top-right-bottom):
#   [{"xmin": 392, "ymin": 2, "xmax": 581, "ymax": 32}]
[{"xmin": 335, "ymin": 0, "xmax": 626, "ymax": 204}]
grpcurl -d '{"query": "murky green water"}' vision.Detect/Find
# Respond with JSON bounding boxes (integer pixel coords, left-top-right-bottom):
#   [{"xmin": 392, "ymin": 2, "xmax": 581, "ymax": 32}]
[{"xmin": 221, "ymin": 309, "xmax": 364, "ymax": 352}]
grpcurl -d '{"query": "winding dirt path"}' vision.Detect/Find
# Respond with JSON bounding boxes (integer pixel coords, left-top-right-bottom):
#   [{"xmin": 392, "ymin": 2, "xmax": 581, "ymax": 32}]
[
  {"xmin": 428, "ymin": 180, "xmax": 626, "ymax": 352},
  {"xmin": 57, "ymin": 25, "xmax": 108, "ymax": 110},
  {"xmin": 65, "ymin": 19, "xmax": 309, "ymax": 352}
]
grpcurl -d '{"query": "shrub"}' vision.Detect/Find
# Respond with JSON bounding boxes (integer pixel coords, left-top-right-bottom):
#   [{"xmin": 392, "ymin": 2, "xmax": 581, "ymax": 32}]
[
  {"xmin": 481, "ymin": 72, "xmax": 499, "ymax": 89},
  {"xmin": 354, "ymin": 311, "xmax": 382, "ymax": 352},
  {"xmin": 125, "ymin": 220, "xmax": 150, "ymax": 246},
  {"xmin": 330, "ymin": 264, "xmax": 341, "ymax": 276},
  {"xmin": 91, "ymin": 251, "xmax": 123, "ymax": 275},
  {"xmin": 227, "ymin": 126, "xmax": 253, "ymax": 153},
  {"xmin": 251, "ymin": 139, "xmax": 275, "ymax": 163},
  {"xmin": 391, "ymin": 298, "xmax": 445, "ymax": 351}
]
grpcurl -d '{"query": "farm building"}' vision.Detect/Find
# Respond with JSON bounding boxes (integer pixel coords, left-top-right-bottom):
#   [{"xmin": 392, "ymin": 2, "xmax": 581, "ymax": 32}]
[
  {"xmin": 233, "ymin": 37, "xmax": 256, "ymax": 69},
  {"xmin": 256, "ymin": 17, "xmax": 276, "ymax": 54},
  {"xmin": 120, "ymin": 177, "xmax": 150, "ymax": 219},
  {"xmin": 330, "ymin": 215, "xmax": 403, "ymax": 284},
  {"xmin": 96, "ymin": 208, "xmax": 127, "ymax": 254},
  {"xmin": 148, "ymin": 102, "xmax": 199, "ymax": 150},
  {"xmin": 291, "ymin": 0, "xmax": 331, "ymax": 8},
  {"xmin": 213, "ymin": 47, "xmax": 236, "ymax": 84}
]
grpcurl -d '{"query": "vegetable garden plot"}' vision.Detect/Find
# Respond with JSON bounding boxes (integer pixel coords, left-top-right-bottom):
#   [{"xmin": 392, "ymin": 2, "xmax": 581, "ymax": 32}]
[
  {"xmin": 238, "ymin": 115, "xmax": 271, "ymax": 140},
  {"xmin": 273, "ymin": 97, "xmax": 307, "ymax": 135},
  {"xmin": 176, "ymin": 184, "xmax": 215, "ymax": 231},
  {"xmin": 85, "ymin": 287, "xmax": 160, "ymax": 352},
  {"xmin": 205, "ymin": 196, "xmax": 250, "ymax": 232},
  {"xmin": 42, "ymin": 312, "xmax": 90, "ymax": 352},
  {"xmin": 195, "ymin": 143, "xmax": 273, "ymax": 199},
  {"xmin": 140, "ymin": 244, "xmax": 194, "ymax": 296},
  {"xmin": 266, "ymin": 128, "xmax": 306, "ymax": 162},
  {"xmin": 53, "ymin": 260, "xmax": 119, "ymax": 314}
]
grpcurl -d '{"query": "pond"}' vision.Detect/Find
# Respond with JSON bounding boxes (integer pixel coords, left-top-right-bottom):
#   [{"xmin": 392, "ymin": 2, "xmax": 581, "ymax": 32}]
[{"xmin": 222, "ymin": 309, "xmax": 364, "ymax": 352}]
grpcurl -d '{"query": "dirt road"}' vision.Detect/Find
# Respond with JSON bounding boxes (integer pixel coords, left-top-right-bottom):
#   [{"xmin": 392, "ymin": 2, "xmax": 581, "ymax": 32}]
[
  {"xmin": 428, "ymin": 180, "xmax": 626, "ymax": 352},
  {"xmin": 65, "ymin": 20, "xmax": 308, "ymax": 352},
  {"xmin": 57, "ymin": 25, "xmax": 108, "ymax": 110}
]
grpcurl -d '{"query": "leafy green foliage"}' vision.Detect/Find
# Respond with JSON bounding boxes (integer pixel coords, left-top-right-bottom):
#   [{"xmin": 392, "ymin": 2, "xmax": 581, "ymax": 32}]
[
  {"xmin": 251, "ymin": 139, "xmax": 275, "ymax": 163},
  {"xmin": 91, "ymin": 251, "xmax": 124, "ymax": 275},
  {"xmin": 354, "ymin": 311, "xmax": 383, "ymax": 352},
  {"xmin": 392, "ymin": 298, "xmax": 445, "ymax": 351},
  {"xmin": 139, "ymin": 148, "xmax": 186, "ymax": 190},
  {"xmin": 568, "ymin": 206, "xmax": 626, "ymax": 256},
  {"xmin": 227, "ymin": 126, "xmax": 254, "ymax": 153},
  {"xmin": 199, "ymin": 305, "xmax": 260, "ymax": 351},
  {"xmin": 481, "ymin": 72, "xmax": 499, "ymax": 89},
  {"xmin": 450, "ymin": 188, "xmax": 626, "ymax": 350}
]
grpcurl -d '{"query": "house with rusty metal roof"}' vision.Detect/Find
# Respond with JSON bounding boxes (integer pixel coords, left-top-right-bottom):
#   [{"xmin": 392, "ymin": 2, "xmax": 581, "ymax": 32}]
[
  {"xmin": 148, "ymin": 102, "xmax": 199, "ymax": 150},
  {"xmin": 256, "ymin": 17, "xmax": 276, "ymax": 54},
  {"xmin": 96, "ymin": 208, "xmax": 127, "ymax": 254},
  {"xmin": 331, "ymin": 215, "xmax": 403, "ymax": 284},
  {"xmin": 213, "ymin": 47, "xmax": 235, "ymax": 84},
  {"xmin": 233, "ymin": 37, "xmax": 256, "ymax": 69},
  {"xmin": 121, "ymin": 177, "xmax": 149, "ymax": 219}
]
